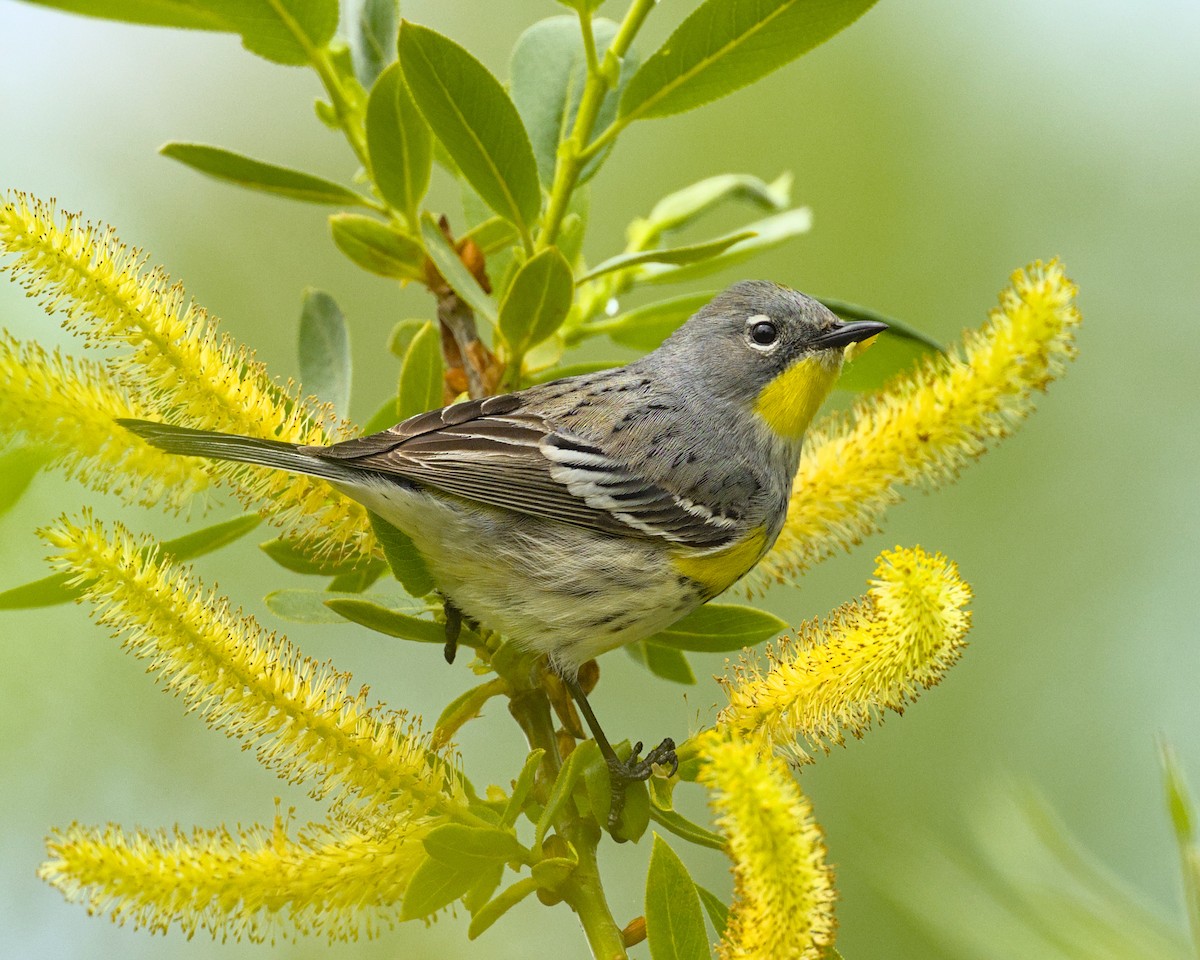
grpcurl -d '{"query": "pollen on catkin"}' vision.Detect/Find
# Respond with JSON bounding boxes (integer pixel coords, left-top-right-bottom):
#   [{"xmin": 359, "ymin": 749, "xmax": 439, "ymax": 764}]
[
  {"xmin": 42, "ymin": 514, "xmax": 463, "ymax": 823},
  {"xmin": 0, "ymin": 333, "xmax": 209, "ymax": 507},
  {"xmin": 719, "ymin": 546, "xmax": 972, "ymax": 763},
  {"xmin": 698, "ymin": 730, "xmax": 836, "ymax": 960},
  {"xmin": 756, "ymin": 260, "xmax": 1080, "ymax": 587},
  {"xmin": 40, "ymin": 812, "xmax": 435, "ymax": 943},
  {"xmin": 0, "ymin": 192, "xmax": 371, "ymax": 555}
]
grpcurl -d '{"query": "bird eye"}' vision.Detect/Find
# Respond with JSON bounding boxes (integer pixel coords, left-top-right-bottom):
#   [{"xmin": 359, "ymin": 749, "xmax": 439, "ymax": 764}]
[{"xmin": 749, "ymin": 319, "xmax": 778, "ymax": 347}]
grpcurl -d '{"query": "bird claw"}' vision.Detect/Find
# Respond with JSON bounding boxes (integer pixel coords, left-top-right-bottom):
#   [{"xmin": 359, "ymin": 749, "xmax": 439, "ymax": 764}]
[{"xmin": 606, "ymin": 737, "xmax": 677, "ymax": 834}]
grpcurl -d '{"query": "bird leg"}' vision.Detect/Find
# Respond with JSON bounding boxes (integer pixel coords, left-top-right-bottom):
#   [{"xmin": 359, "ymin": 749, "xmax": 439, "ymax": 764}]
[{"xmin": 562, "ymin": 675, "xmax": 677, "ymax": 836}]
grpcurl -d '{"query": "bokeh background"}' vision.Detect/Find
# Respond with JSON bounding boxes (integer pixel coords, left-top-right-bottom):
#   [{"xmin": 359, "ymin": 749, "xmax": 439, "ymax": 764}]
[{"xmin": 2, "ymin": 1, "xmax": 1197, "ymax": 957}]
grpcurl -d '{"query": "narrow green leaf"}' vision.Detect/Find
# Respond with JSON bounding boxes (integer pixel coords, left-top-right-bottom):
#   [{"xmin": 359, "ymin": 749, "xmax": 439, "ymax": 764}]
[
  {"xmin": 577, "ymin": 232, "xmax": 754, "ymax": 285},
  {"xmin": 625, "ymin": 642, "xmax": 697, "ymax": 684},
  {"xmin": 647, "ymin": 603, "xmax": 786, "ymax": 652},
  {"xmin": 258, "ymin": 536, "xmax": 366, "ymax": 576},
  {"xmin": 160, "ymin": 143, "xmax": 369, "ymax": 205},
  {"xmin": 618, "ymin": 778, "xmax": 652, "ymax": 842},
  {"xmin": 645, "ymin": 834, "xmax": 711, "ymax": 960},
  {"xmin": 510, "ymin": 17, "xmax": 639, "ymax": 186},
  {"xmin": 0, "ymin": 514, "xmax": 260, "ymax": 610},
  {"xmin": 326, "ymin": 562, "xmax": 386, "ymax": 593},
  {"xmin": 649, "ymin": 806, "xmax": 726, "ymax": 851},
  {"xmin": 819, "ymin": 297, "xmax": 944, "ymax": 392},
  {"xmin": 401, "ymin": 856, "xmax": 474, "ymax": 919},
  {"xmin": 467, "ymin": 877, "xmax": 539, "ymax": 940},
  {"xmin": 362, "ymin": 395, "xmax": 400, "ymax": 433},
  {"xmin": 461, "ymin": 216, "xmax": 519, "ymax": 256},
  {"xmin": 536, "ymin": 738, "xmax": 599, "ymax": 848},
  {"xmin": 366, "ymin": 62, "xmax": 433, "ymax": 220},
  {"xmin": 369, "ymin": 512, "xmax": 436, "ymax": 597},
  {"xmin": 399, "ymin": 21, "xmax": 541, "ymax": 235},
  {"xmin": 299, "ymin": 289, "xmax": 350, "ymax": 417},
  {"xmin": 423, "ymin": 823, "xmax": 525, "ymax": 869},
  {"xmin": 695, "ymin": 885, "xmax": 729, "ymax": 938},
  {"xmin": 24, "ymin": 1, "xmax": 337, "ymax": 65},
  {"xmin": 434, "ymin": 678, "xmax": 508, "ymax": 745},
  {"xmin": 530, "ymin": 854, "xmax": 577, "ymax": 890},
  {"xmin": 502, "ymin": 749, "xmax": 547, "ymax": 827},
  {"xmin": 329, "ymin": 213, "xmax": 425, "ymax": 280},
  {"xmin": 419, "ymin": 213, "xmax": 499, "ymax": 323},
  {"xmin": 397, "ymin": 320, "xmax": 444, "ymax": 419},
  {"xmin": 264, "ymin": 589, "xmax": 373, "ymax": 624},
  {"xmin": 499, "ymin": 249, "xmax": 574, "ymax": 357},
  {"xmin": 1160, "ymin": 743, "xmax": 1200, "ymax": 953},
  {"xmin": 640, "ymin": 208, "xmax": 812, "ymax": 285},
  {"xmin": 325, "ymin": 598, "xmax": 444, "ymax": 643},
  {"xmin": 619, "ymin": 0, "xmax": 878, "ymax": 122},
  {"xmin": 596, "ymin": 291, "xmax": 715, "ymax": 351},
  {"xmin": 644, "ymin": 172, "xmax": 792, "ymax": 235},
  {"xmin": 350, "ymin": 0, "xmax": 399, "ymax": 86},
  {"xmin": 0, "ymin": 447, "xmax": 49, "ymax": 516}
]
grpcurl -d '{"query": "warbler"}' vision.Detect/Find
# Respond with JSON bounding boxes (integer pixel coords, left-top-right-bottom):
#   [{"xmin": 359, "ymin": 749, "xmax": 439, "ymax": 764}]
[{"xmin": 122, "ymin": 280, "xmax": 883, "ymax": 824}]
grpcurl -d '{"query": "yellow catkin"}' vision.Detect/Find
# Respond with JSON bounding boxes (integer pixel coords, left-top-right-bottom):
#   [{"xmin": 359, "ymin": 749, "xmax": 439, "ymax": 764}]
[
  {"xmin": 756, "ymin": 260, "xmax": 1080, "ymax": 587},
  {"xmin": 720, "ymin": 546, "xmax": 973, "ymax": 763},
  {"xmin": 0, "ymin": 192, "xmax": 371, "ymax": 556},
  {"xmin": 698, "ymin": 730, "xmax": 836, "ymax": 960},
  {"xmin": 42, "ymin": 515, "xmax": 463, "ymax": 822},
  {"xmin": 0, "ymin": 333, "xmax": 209, "ymax": 507},
  {"xmin": 40, "ymin": 812, "xmax": 434, "ymax": 943}
]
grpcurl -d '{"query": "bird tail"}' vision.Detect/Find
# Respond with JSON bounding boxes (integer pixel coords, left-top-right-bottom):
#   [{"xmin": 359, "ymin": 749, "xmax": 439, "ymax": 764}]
[{"xmin": 118, "ymin": 419, "xmax": 362, "ymax": 485}]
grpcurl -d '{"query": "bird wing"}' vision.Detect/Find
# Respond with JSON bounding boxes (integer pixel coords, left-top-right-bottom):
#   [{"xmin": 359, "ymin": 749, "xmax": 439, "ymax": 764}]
[{"xmin": 308, "ymin": 394, "xmax": 740, "ymax": 548}]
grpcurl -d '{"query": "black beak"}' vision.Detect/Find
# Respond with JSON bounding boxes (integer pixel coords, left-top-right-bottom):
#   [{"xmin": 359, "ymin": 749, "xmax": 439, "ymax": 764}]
[{"xmin": 811, "ymin": 319, "xmax": 888, "ymax": 348}]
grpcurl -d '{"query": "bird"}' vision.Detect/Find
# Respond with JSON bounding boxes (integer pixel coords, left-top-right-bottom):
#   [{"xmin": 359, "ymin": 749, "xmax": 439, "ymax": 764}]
[{"xmin": 120, "ymin": 280, "xmax": 885, "ymax": 829}]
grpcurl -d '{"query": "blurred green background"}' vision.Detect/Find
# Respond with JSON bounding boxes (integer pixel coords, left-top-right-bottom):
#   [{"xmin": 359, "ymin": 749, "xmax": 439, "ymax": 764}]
[{"xmin": 2, "ymin": 1, "xmax": 1197, "ymax": 958}]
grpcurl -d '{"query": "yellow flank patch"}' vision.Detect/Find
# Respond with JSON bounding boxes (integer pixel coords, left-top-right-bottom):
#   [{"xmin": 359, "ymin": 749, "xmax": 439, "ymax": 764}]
[
  {"xmin": 754, "ymin": 356, "xmax": 841, "ymax": 439},
  {"xmin": 673, "ymin": 526, "xmax": 770, "ymax": 596}
]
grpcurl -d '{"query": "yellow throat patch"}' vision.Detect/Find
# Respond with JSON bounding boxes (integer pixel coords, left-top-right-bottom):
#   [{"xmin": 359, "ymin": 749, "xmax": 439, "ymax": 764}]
[
  {"xmin": 753, "ymin": 354, "xmax": 841, "ymax": 439},
  {"xmin": 672, "ymin": 526, "xmax": 770, "ymax": 596}
]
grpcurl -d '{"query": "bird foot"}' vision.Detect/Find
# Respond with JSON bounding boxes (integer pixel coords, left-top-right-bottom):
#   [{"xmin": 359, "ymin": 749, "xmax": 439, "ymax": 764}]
[{"xmin": 606, "ymin": 737, "xmax": 677, "ymax": 833}]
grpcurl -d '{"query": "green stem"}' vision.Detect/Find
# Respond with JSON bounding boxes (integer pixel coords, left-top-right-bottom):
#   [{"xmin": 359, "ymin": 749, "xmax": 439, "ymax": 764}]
[
  {"xmin": 537, "ymin": 0, "xmax": 656, "ymax": 250},
  {"xmin": 309, "ymin": 47, "xmax": 371, "ymax": 170},
  {"xmin": 563, "ymin": 827, "xmax": 629, "ymax": 960}
]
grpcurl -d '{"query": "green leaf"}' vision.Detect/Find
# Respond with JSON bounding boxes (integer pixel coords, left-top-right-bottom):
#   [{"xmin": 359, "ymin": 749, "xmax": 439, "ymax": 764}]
[
  {"xmin": 399, "ymin": 21, "xmax": 541, "ymax": 236},
  {"xmin": 499, "ymin": 249, "xmax": 574, "ymax": 357},
  {"xmin": 366, "ymin": 62, "xmax": 433, "ymax": 221},
  {"xmin": 263, "ymin": 589, "xmax": 374, "ymax": 624},
  {"xmin": 461, "ymin": 216, "xmax": 519, "ymax": 256},
  {"xmin": 618, "ymin": 778, "xmax": 651, "ymax": 842},
  {"xmin": 536, "ymin": 738, "xmax": 599, "ymax": 848},
  {"xmin": 327, "ymin": 562, "xmax": 386, "ymax": 593},
  {"xmin": 645, "ymin": 834, "xmax": 711, "ymax": 960},
  {"xmin": 1160, "ymin": 743, "xmax": 1200, "ymax": 952},
  {"xmin": 397, "ymin": 319, "xmax": 444, "ymax": 419},
  {"xmin": 619, "ymin": 0, "xmax": 878, "ymax": 122},
  {"xmin": 388, "ymin": 319, "xmax": 428, "ymax": 359},
  {"xmin": 369, "ymin": 512, "xmax": 436, "ymax": 597},
  {"xmin": 298, "ymin": 289, "xmax": 350, "ymax": 417},
  {"xmin": 325, "ymin": 598, "xmax": 444, "ymax": 643},
  {"xmin": 510, "ymin": 17, "xmax": 639, "ymax": 186},
  {"xmin": 160, "ymin": 143, "xmax": 369, "ymax": 205},
  {"xmin": 401, "ymin": 855, "xmax": 474, "ymax": 919},
  {"xmin": 462, "ymin": 861, "xmax": 505, "ymax": 915},
  {"xmin": 0, "ymin": 514, "xmax": 260, "ymax": 610},
  {"xmin": 695, "ymin": 885, "xmax": 729, "ymax": 938},
  {"xmin": 0, "ymin": 446, "xmax": 49, "ymax": 517},
  {"xmin": 467, "ymin": 877, "xmax": 539, "ymax": 940},
  {"xmin": 640, "ymin": 207, "xmax": 812, "ymax": 285},
  {"xmin": 423, "ymin": 823, "xmax": 525, "ymax": 869},
  {"xmin": 576, "ymin": 232, "xmax": 754, "ymax": 285},
  {"xmin": 649, "ymin": 806, "xmax": 726, "ymax": 851},
  {"xmin": 434, "ymin": 678, "xmax": 508, "ymax": 745},
  {"xmin": 419, "ymin": 213, "xmax": 499, "ymax": 323},
  {"xmin": 647, "ymin": 603, "xmax": 786, "ymax": 652},
  {"xmin": 25, "ymin": 0, "xmax": 338, "ymax": 65},
  {"xmin": 625, "ymin": 642, "xmax": 697, "ymax": 684},
  {"xmin": 531, "ymin": 854, "xmax": 578, "ymax": 891},
  {"xmin": 597, "ymin": 291, "xmax": 715, "ymax": 351},
  {"xmin": 819, "ymin": 297, "xmax": 943, "ymax": 392},
  {"xmin": 577, "ymin": 740, "xmax": 649, "ymax": 839},
  {"xmin": 350, "ymin": 0, "xmax": 399, "ymax": 86},
  {"xmin": 644, "ymin": 172, "xmax": 792, "ymax": 235},
  {"xmin": 502, "ymin": 749, "xmax": 546, "ymax": 827},
  {"xmin": 329, "ymin": 213, "xmax": 425, "ymax": 279},
  {"xmin": 362, "ymin": 395, "xmax": 400, "ymax": 433},
  {"xmin": 258, "ymin": 536, "xmax": 367, "ymax": 576},
  {"xmin": 553, "ymin": 0, "xmax": 606, "ymax": 13}
]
